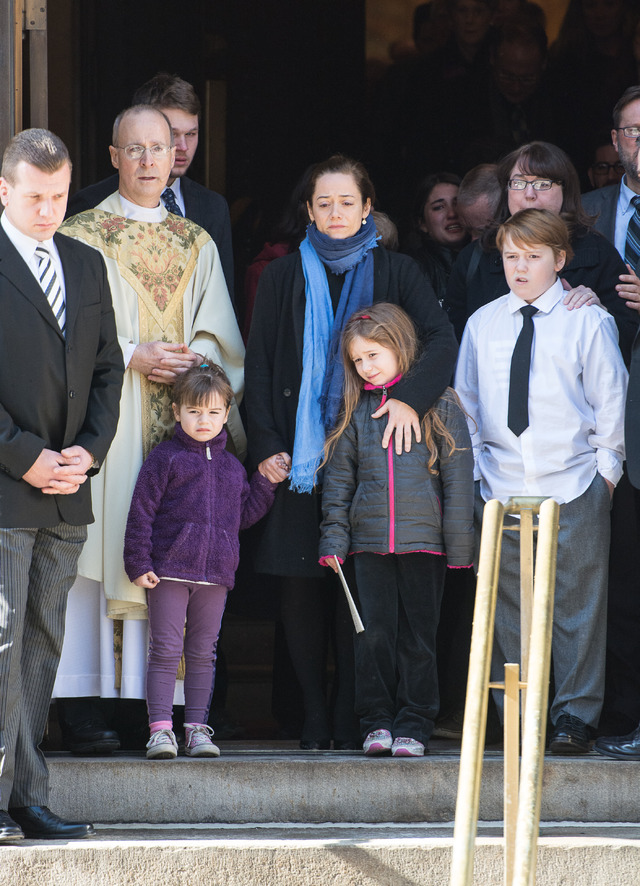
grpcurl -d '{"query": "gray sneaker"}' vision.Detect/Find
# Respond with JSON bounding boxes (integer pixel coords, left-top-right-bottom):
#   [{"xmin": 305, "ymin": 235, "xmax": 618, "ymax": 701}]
[{"xmin": 146, "ymin": 728, "xmax": 178, "ymax": 759}]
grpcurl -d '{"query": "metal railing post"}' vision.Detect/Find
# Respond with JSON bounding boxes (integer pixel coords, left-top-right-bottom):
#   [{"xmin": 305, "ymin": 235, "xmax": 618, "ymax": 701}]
[
  {"xmin": 512, "ymin": 498, "xmax": 559, "ymax": 886},
  {"xmin": 449, "ymin": 497, "xmax": 559, "ymax": 886},
  {"xmin": 449, "ymin": 499, "xmax": 504, "ymax": 886}
]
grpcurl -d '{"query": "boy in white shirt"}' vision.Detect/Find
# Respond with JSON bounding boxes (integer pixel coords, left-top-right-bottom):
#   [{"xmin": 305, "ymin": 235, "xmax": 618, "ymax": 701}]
[{"xmin": 455, "ymin": 208, "xmax": 628, "ymax": 754}]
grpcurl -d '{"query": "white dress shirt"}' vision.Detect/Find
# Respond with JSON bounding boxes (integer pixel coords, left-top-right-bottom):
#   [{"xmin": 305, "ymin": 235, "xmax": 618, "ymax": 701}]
[
  {"xmin": 1, "ymin": 211, "xmax": 66, "ymax": 298},
  {"xmin": 455, "ymin": 278, "xmax": 628, "ymax": 505}
]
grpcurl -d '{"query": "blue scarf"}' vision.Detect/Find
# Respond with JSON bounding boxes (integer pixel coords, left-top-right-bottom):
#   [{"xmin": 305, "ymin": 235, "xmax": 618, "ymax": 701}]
[{"xmin": 289, "ymin": 221, "xmax": 378, "ymax": 493}]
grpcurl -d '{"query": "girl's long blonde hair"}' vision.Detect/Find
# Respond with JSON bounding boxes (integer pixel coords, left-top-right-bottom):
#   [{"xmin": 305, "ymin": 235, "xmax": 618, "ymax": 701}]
[{"xmin": 323, "ymin": 303, "xmax": 465, "ymax": 474}]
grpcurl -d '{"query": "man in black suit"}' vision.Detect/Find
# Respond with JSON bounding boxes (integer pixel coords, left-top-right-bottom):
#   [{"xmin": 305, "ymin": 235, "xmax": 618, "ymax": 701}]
[
  {"xmin": 580, "ymin": 86, "xmax": 640, "ymax": 755},
  {"xmin": 0, "ymin": 129, "xmax": 123, "ymax": 841},
  {"xmin": 66, "ymin": 73, "xmax": 234, "ymax": 300}
]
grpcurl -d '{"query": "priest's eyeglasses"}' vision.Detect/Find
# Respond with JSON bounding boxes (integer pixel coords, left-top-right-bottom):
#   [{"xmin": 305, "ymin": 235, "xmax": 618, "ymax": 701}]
[
  {"xmin": 507, "ymin": 178, "xmax": 563, "ymax": 191},
  {"xmin": 113, "ymin": 144, "xmax": 172, "ymax": 160}
]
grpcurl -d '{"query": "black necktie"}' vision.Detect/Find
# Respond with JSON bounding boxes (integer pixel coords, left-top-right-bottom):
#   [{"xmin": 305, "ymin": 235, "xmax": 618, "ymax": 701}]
[
  {"xmin": 162, "ymin": 187, "xmax": 183, "ymax": 217},
  {"xmin": 508, "ymin": 305, "xmax": 538, "ymax": 436},
  {"xmin": 625, "ymin": 195, "xmax": 640, "ymax": 273}
]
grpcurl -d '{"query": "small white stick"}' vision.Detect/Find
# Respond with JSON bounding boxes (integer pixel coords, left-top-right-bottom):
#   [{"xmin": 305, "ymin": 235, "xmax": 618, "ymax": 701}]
[{"xmin": 334, "ymin": 557, "xmax": 365, "ymax": 633}]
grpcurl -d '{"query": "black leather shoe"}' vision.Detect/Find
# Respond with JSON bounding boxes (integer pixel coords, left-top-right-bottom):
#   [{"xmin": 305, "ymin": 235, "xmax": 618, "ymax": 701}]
[
  {"xmin": 0, "ymin": 811, "xmax": 24, "ymax": 843},
  {"xmin": 299, "ymin": 739, "xmax": 330, "ymax": 750},
  {"xmin": 594, "ymin": 724, "xmax": 640, "ymax": 760},
  {"xmin": 57, "ymin": 698, "xmax": 120, "ymax": 755},
  {"xmin": 8, "ymin": 806, "xmax": 95, "ymax": 840},
  {"xmin": 63, "ymin": 722, "xmax": 120, "ymax": 755},
  {"xmin": 549, "ymin": 713, "xmax": 591, "ymax": 755}
]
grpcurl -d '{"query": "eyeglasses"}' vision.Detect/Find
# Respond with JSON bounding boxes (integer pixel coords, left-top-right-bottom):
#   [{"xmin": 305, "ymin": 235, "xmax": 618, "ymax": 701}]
[
  {"xmin": 617, "ymin": 127, "xmax": 640, "ymax": 139},
  {"xmin": 507, "ymin": 178, "xmax": 563, "ymax": 191},
  {"xmin": 496, "ymin": 71, "xmax": 539, "ymax": 86},
  {"xmin": 113, "ymin": 144, "xmax": 172, "ymax": 160},
  {"xmin": 591, "ymin": 162, "xmax": 625, "ymax": 175}
]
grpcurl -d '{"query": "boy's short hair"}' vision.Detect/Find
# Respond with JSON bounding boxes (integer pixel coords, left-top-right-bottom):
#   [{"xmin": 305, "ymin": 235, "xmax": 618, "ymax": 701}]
[
  {"xmin": 171, "ymin": 359, "xmax": 233, "ymax": 409},
  {"xmin": 496, "ymin": 208, "xmax": 574, "ymax": 266}
]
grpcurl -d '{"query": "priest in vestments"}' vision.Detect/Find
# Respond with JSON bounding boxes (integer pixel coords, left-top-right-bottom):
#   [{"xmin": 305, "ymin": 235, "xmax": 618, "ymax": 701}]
[{"xmin": 52, "ymin": 106, "xmax": 245, "ymax": 744}]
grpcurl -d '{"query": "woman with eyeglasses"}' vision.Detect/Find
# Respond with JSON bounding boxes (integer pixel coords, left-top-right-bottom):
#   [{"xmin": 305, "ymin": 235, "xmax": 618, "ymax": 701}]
[{"xmin": 443, "ymin": 141, "xmax": 638, "ymax": 361}]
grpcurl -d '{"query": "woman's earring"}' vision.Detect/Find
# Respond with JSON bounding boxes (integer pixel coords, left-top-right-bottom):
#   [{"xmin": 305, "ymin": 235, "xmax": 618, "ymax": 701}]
[{"xmin": 362, "ymin": 218, "xmax": 367, "ymax": 225}]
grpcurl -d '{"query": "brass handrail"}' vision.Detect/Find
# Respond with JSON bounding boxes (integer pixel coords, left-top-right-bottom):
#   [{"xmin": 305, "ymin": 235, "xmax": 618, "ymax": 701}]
[{"xmin": 449, "ymin": 497, "xmax": 559, "ymax": 886}]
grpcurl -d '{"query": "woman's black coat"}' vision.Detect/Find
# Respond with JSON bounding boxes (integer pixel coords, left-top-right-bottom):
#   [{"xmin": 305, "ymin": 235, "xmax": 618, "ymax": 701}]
[{"xmin": 244, "ymin": 246, "xmax": 458, "ymax": 576}]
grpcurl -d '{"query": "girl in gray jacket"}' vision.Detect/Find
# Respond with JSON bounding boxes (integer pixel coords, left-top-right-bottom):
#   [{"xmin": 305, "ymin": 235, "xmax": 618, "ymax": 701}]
[{"xmin": 319, "ymin": 304, "xmax": 474, "ymax": 757}]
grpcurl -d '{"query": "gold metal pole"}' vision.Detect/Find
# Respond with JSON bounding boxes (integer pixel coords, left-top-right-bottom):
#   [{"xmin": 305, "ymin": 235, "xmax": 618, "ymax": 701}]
[
  {"xmin": 503, "ymin": 662, "xmax": 520, "ymax": 885},
  {"xmin": 512, "ymin": 498, "xmax": 559, "ymax": 886},
  {"xmin": 518, "ymin": 506, "xmax": 534, "ymax": 720},
  {"xmin": 449, "ymin": 499, "xmax": 504, "ymax": 886}
]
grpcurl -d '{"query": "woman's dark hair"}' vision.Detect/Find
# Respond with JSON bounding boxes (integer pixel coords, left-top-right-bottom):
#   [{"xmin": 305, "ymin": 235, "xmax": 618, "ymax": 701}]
[
  {"xmin": 412, "ymin": 172, "xmax": 461, "ymax": 230},
  {"xmin": 305, "ymin": 154, "xmax": 376, "ymax": 207},
  {"xmin": 483, "ymin": 141, "xmax": 595, "ymax": 247},
  {"xmin": 271, "ymin": 164, "xmax": 315, "ymax": 246}
]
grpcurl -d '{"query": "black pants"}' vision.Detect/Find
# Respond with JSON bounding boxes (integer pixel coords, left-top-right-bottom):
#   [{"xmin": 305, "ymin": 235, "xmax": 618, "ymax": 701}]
[{"xmin": 353, "ymin": 552, "xmax": 446, "ymax": 746}]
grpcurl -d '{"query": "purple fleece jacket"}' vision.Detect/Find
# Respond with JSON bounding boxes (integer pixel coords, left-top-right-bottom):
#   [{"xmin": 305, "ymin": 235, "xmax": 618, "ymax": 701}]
[{"xmin": 124, "ymin": 424, "xmax": 276, "ymax": 587}]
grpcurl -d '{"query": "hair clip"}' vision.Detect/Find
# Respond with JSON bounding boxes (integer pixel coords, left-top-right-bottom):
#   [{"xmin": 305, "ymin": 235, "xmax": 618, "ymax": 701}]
[
  {"xmin": 358, "ymin": 315, "xmax": 371, "ymax": 320},
  {"xmin": 199, "ymin": 362, "xmax": 210, "ymax": 368}
]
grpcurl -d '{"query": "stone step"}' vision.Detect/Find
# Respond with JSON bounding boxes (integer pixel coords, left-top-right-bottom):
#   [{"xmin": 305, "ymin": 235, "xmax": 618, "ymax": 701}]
[
  {"xmin": 3, "ymin": 822, "xmax": 640, "ymax": 886},
  {"xmin": 46, "ymin": 743, "xmax": 640, "ymax": 825}
]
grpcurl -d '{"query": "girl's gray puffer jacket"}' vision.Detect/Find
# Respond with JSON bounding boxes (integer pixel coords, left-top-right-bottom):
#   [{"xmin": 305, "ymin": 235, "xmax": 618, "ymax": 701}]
[{"xmin": 319, "ymin": 384, "xmax": 475, "ymax": 568}]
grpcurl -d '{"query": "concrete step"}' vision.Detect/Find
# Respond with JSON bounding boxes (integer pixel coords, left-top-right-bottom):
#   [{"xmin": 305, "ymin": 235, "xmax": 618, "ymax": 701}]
[
  {"xmin": 3, "ymin": 822, "xmax": 640, "ymax": 885},
  {"xmin": 46, "ymin": 743, "xmax": 640, "ymax": 825}
]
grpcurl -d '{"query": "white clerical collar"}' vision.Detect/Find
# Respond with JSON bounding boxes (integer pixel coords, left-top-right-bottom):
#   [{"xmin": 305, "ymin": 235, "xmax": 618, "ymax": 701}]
[{"xmin": 117, "ymin": 193, "xmax": 164, "ymax": 222}]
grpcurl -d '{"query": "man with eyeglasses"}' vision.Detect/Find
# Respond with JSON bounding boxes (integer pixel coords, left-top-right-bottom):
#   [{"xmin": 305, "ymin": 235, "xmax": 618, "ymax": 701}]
[
  {"xmin": 581, "ymin": 86, "xmax": 640, "ymax": 760},
  {"xmin": 66, "ymin": 74, "xmax": 234, "ymax": 303},
  {"xmin": 583, "ymin": 86, "xmax": 640, "ymax": 299},
  {"xmin": 587, "ymin": 142, "xmax": 624, "ymax": 191},
  {"xmin": 52, "ymin": 106, "xmax": 245, "ymax": 750}
]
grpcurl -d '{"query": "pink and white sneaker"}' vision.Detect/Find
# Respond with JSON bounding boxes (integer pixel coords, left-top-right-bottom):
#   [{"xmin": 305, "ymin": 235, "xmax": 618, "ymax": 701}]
[
  {"xmin": 391, "ymin": 737, "xmax": 425, "ymax": 757},
  {"xmin": 363, "ymin": 729, "xmax": 393, "ymax": 756},
  {"xmin": 184, "ymin": 724, "xmax": 220, "ymax": 757}
]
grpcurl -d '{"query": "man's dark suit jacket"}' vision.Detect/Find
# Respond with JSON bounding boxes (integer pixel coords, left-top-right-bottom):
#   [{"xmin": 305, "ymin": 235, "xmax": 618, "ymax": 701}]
[
  {"xmin": 0, "ymin": 225, "xmax": 124, "ymax": 528},
  {"xmin": 66, "ymin": 174, "xmax": 234, "ymax": 299},
  {"xmin": 582, "ymin": 184, "xmax": 619, "ymax": 243},
  {"xmin": 582, "ymin": 183, "xmax": 640, "ymax": 487}
]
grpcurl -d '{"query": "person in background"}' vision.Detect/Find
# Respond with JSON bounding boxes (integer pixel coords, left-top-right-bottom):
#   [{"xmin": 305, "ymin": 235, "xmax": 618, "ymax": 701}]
[
  {"xmin": 457, "ymin": 163, "xmax": 500, "ymax": 240},
  {"xmin": 587, "ymin": 140, "xmax": 624, "ymax": 191},
  {"xmin": 403, "ymin": 172, "xmax": 469, "ymax": 303}
]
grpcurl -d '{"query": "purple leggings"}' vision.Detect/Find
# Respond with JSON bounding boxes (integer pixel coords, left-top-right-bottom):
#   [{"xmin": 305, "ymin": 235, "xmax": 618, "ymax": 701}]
[{"xmin": 146, "ymin": 580, "xmax": 228, "ymax": 725}]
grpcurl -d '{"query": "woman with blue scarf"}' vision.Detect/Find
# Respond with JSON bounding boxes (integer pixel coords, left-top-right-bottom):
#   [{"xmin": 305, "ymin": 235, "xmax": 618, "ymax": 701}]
[{"xmin": 245, "ymin": 155, "xmax": 457, "ymax": 749}]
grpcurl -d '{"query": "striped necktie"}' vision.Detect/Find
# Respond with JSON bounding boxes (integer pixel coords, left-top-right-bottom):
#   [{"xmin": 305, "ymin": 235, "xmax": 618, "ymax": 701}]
[
  {"xmin": 162, "ymin": 187, "xmax": 183, "ymax": 216},
  {"xmin": 35, "ymin": 244, "xmax": 66, "ymax": 335},
  {"xmin": 625, "ymin": 195, "xmax": 640, "ymax": 273}
]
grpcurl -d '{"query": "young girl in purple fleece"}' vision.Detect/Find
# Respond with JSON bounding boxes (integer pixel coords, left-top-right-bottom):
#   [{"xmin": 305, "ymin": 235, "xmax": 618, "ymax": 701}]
[{"xmin": 124, "ymin": 361, "xmax": 281, "ymax": 760}]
